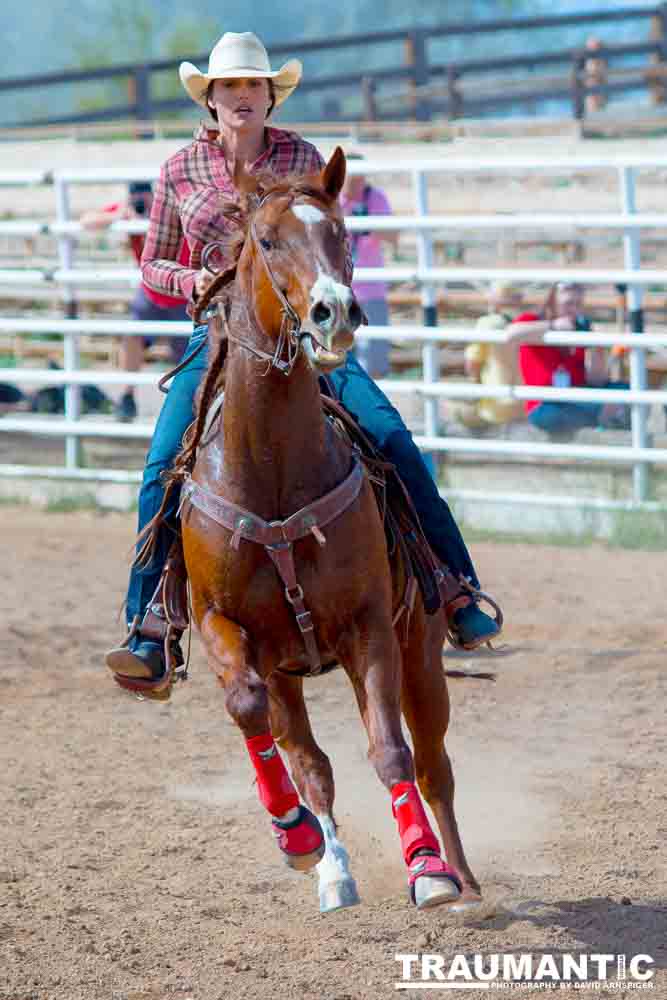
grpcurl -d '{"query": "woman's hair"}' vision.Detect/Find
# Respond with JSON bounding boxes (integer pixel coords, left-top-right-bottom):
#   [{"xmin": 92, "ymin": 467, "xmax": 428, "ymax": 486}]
[
  {"xmin": 542, "ymin": 281, "xmax": 583, "ymax": 320},
  {"xmin": 206, "ymin": 79, "xmax": 276, "ymax": 121}
]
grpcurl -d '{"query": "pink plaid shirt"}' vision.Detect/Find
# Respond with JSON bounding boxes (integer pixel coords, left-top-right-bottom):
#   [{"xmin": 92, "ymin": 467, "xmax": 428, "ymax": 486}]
[{"xmin": 141, "ymin": 124, "xmax": 340, "ymax": 303}]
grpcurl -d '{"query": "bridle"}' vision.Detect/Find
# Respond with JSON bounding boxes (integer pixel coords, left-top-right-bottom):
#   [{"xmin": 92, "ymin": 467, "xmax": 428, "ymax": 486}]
[{"xmin": 202, "ymin": 187, "xmax": 336, "ymax": 378}]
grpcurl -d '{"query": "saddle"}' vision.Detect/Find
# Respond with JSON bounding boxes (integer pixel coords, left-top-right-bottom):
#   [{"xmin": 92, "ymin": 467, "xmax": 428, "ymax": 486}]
[{"xmin": 319, "ymin": 392, "xmax": 444, "ymax": 619}]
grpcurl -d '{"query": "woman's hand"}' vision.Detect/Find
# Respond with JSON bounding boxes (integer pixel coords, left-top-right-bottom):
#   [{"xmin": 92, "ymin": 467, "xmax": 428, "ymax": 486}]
[
  {"xmin": 194, "ymin": 268, "xmax": 216, "ymax": 299},
  {"xmin": 552, "ymin": 315, "xmax": 575, "ymax": 330}
]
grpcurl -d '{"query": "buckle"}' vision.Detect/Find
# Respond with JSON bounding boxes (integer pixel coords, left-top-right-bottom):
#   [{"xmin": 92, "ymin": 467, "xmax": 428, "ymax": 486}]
[
  {"xmin": 285, "ymin": 584, "xmax": 304, "ymax": 605},
  {"xmin": 295, "ymin": 611, "xmax": 313, "ymax": 633}
]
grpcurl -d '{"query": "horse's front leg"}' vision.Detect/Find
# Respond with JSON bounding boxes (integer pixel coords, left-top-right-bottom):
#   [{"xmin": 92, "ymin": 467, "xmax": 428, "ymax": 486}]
[
  {"xmin": 199, "ymin": 609, "xmax": 324, "ymax": 872},
  {"xmin": 268, "ymin": 672, "xmax": 360, "ymax": 913},
  {"xmin": 345, "ymin": 613, "xmax": 462, "ymax": 910}
]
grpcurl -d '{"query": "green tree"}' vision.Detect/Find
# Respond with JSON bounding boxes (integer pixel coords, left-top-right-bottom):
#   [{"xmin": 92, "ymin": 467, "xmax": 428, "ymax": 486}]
[{"xmin": 68, "ymin": 0, "xmax": 160, "ymax": 116}]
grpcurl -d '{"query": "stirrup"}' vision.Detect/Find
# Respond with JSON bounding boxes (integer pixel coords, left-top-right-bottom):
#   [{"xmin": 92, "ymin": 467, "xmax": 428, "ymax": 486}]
[
  {"xmin": 444, "ymin": 577, "xmax": 504, "ymax": 652},
  {"xmin": 108, "ymin": 616, "xmax": 186, "ymax": 702}
]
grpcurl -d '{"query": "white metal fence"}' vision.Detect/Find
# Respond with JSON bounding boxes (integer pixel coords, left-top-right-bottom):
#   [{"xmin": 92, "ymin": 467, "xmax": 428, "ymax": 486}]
[{"xmin": 2, "ymin": 154, "xmax": 667, "ymax": 510}]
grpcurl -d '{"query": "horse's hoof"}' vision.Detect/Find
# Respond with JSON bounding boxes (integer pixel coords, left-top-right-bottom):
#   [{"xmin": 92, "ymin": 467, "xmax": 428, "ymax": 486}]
[
  {"xmin": 409, "ymin": 855, "xmax": 462, "ymax": 910},
  {"xmin": 319, "ymin": 878, "xmax": 361, "ymax": 913},
  {"xmin": 272, "ymin": 805, "xmax": 325, "ymax": 872},
  {"xmin": 413, "ymin": 874, "xmax": 461, "ymax": 910},
  {"xmin": 447, "ymin": 891, "xmax": 484, "ymax": 914}
]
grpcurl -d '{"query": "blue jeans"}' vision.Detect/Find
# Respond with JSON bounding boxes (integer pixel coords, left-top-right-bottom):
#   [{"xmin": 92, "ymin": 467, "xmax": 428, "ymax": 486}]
[
  {"xmin": 528, "ymin": 382, "xmax": 629, "ymax": 435},
  {"xmin": 126, "ymin": 326, "xmax": 477, "ymax": 623}
]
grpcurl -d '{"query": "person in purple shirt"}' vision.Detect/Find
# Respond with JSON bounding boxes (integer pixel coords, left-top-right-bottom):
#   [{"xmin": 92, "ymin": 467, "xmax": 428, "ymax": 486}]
[{"xmin": 340, "ymin": 153, "xmax": 398, "ymax": 378}]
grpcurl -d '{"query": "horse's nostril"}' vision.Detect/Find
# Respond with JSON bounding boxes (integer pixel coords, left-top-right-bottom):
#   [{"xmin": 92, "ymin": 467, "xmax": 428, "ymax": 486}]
[
  {"xmin": 312, "ymin": 302, "xmax": 332, "ymax": 326},
  {"xmin": 348, "ymin": 301, "xmax": 362, "ymax": 329}
]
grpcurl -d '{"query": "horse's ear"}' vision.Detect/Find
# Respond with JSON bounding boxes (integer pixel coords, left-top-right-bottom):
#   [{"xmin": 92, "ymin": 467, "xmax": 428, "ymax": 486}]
[{"xmin": 322, "ymin": 146, "xmax": 346, "ymax": 200}]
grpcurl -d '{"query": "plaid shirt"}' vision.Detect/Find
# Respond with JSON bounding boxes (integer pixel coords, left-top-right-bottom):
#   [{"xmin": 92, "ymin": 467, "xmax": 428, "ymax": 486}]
[{"xmin": 141, "ymin": 124, "xmax": 348, "ymax": 302}]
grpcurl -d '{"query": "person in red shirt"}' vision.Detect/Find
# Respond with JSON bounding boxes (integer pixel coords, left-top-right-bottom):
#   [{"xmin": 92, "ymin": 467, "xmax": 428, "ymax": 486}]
[
  {"xmin": 81, "ymin": 182, "xmax": 190, "ymax": 421},
  {"xmin": 516, "ymin": 281, "xmax": 628, "ymax": 435}
]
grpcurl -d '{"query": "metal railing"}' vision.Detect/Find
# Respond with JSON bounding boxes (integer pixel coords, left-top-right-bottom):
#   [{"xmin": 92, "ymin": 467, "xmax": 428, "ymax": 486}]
[{"xmin": 2, "ymin": 155, "xmax": 667, "ymax": 510}]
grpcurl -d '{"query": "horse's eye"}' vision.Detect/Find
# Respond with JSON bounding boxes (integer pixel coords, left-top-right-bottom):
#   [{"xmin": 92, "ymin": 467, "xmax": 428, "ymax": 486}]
[{"xmin": 259, "ymin": 238, "xmax": 273, "ymax": 251}]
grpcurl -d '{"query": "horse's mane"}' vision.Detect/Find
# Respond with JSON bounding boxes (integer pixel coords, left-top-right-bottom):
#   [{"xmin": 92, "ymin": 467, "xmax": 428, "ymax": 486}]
[{"xmin": 135, "ymin": 169, "xmax": 336, "ymax": 565}]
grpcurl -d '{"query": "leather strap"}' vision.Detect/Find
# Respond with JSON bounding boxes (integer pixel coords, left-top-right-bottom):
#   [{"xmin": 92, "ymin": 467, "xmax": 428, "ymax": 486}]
[
  {"xmin": 180, "ymin": 455, "xmax": 363, "ymax": 547},
  {"xmin": 180, "ymin": 455, "xmax": 365, "ymax": 676}
]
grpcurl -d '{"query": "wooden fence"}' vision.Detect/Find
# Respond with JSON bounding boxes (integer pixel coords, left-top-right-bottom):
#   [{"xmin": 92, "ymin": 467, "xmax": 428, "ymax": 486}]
[{"xmin": 3, "ymin": 5, "xmax": 667, "ymax": 128}]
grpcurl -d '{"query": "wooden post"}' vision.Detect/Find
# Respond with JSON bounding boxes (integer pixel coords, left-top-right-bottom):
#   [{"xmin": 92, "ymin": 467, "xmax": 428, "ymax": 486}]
[
  {"xmin": 648, "ymin": 3, "xmax": 667, "ymax": 105},
  {"xmin": 404, "ymin": 30, "xmax": 431, "ymax": 122},
  {"xmin": 131, "ymin": 66, "xmax": 152, "ymax": 138},
  {"xmin": 571, "ymin": 50, "xmax": 586, "ymax": 120},
  {"xmin": 361, "ymin": 77, "xmax": 377, "ymax": 121},
  {"xmin": 447, "ymin": 66, "xmax": 463, "ymax": 120}
]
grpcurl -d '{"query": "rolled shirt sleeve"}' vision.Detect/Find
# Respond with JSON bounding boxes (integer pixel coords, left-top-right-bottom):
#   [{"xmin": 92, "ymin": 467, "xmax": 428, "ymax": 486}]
[{"xmin": 140, "ymin": 165, "xmax": 199, "ymax": 302}]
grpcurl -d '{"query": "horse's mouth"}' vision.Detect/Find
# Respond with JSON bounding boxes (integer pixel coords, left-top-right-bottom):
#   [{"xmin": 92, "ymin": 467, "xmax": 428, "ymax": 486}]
[{"xmin": 302, "ymin": 332, "xmax": 351, "ymax": 370}]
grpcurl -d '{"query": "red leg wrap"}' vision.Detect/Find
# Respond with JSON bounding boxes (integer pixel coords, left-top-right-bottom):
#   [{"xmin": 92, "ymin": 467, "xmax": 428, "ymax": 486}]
[
  {"xmin": 245, "ymin": 732, "xmax": 299, "ymax": 818},
  {"xmin": 391, "ymin": 781, "xmax": 441, "ymax": 864}
]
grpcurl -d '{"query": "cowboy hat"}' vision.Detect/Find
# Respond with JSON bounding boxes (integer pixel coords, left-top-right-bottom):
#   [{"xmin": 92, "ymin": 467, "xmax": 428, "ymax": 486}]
[{"xmin": 179, "ymin": 32, "xmax": 302, "ymax": 109}]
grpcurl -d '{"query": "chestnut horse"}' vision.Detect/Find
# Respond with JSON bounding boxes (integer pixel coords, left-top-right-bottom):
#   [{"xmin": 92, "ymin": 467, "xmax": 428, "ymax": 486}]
[{"xmin": 177, "ymin": 147, "xmax": 481, "ymax": 913}]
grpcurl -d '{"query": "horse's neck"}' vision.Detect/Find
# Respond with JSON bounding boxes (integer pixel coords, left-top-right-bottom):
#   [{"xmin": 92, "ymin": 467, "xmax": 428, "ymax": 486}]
[{"xmin": 220, "ymin": 350, "xmax": 347, "ymax": 519}]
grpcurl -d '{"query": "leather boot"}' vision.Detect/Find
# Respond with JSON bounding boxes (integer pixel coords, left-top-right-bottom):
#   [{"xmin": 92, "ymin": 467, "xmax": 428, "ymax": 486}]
[
  {"xmin": 106, "ymin": 542, "xmax": 189, "ymax": 698},
  {"xmin": 437, "ymin": 566, "xmax": 503, "ymax": 651}
]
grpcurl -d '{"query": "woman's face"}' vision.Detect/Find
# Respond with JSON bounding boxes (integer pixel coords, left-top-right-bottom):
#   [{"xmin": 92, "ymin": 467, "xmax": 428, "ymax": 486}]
[
  {"xmin": 555, "ymin": 284, "xmax": 584, "ymax": 320},
  {"xmin": 209, "ymin": 77, "xmax": 272, "ymax": 133}
]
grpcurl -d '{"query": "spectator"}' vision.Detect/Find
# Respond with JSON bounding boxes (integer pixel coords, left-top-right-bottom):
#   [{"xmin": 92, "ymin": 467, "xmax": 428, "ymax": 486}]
[
  {"xmin": 448, "ymin": 281, "xmax": 542, "ymax": 430},
  {"xmin": 340, "ymin": 153, "xmax": 398, "ymax": 378},
  {"xmin": 516, "ymin": 281, "xmax": 629, "ymax": 436},
  {"xmin": 80, "ymin": 182, "xmax": 190, "ymax": 421},
  {"xmin": 0, "ymin": 383, "xmax": 28, "ymax": 414}
]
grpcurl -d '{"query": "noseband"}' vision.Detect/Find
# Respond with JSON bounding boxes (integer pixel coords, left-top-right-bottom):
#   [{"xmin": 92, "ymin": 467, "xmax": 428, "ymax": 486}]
[{"xmin": 202, "ymin": 188, "xmax": 335, "ymax": 377}]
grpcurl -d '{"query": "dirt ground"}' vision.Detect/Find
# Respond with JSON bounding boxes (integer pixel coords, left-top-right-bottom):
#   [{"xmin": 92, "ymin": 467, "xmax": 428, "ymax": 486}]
[{"xmin": 1, "ymin": 505, "xmax": 666, "ymax": 1000}]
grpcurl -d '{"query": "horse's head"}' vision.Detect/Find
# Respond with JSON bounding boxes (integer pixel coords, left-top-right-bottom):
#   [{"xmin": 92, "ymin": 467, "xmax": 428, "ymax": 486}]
[{"xmin": 229, "ymin": 147, "xmax": 363, "ymax": 373}]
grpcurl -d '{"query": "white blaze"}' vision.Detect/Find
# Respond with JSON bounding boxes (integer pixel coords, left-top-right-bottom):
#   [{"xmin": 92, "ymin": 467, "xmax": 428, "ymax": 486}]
[
  {"xmin": 293, "ymin": 203, "xmax": 325, "ymax": 225},
  {"xmin": 311, "ymin": 271, "xmax": 353, "ymax": 311}
]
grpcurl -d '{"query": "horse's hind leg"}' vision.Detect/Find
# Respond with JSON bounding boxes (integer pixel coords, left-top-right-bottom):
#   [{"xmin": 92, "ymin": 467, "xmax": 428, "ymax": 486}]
[
  {"xmin": 198, "ymin": 610, "xmax": 324, "ymax": 872},
  {"xmin": 401, "ymin": 614, "xmax": 482, "ymax": 911},
  {"xmin": 268, "ymin": 672, "xmax": 360, "ymax": 913}
]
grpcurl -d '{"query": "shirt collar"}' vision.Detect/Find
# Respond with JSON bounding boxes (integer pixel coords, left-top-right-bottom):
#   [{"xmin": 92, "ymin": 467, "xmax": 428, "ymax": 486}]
[{"xmin": 193, "ymin": 122, "xmax": 289, "ymax": 155}]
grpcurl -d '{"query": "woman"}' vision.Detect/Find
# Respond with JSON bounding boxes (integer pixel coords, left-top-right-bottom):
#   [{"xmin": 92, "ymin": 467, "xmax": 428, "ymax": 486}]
[
  {"xmin": 516, "ymin": 282, "xmax": 629, "ymax": 436},
  {"xmin": 106, "ymin": 32, "xmax": 501, "ymax": 685}
]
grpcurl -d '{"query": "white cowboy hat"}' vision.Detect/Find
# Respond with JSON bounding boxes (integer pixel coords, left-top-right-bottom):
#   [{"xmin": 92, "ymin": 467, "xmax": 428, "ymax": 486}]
[{"xmin": 179, "ymin": 32, "xmax": 302, "ymax": 109}]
